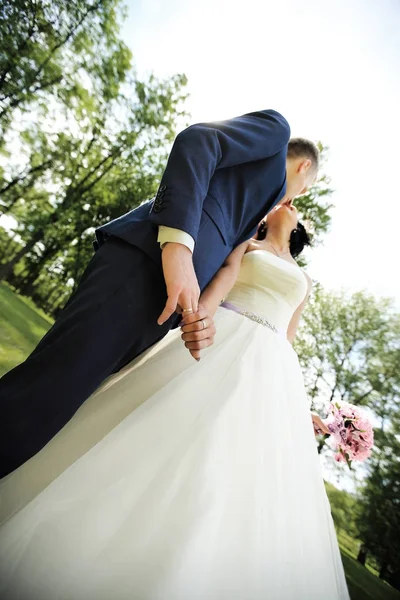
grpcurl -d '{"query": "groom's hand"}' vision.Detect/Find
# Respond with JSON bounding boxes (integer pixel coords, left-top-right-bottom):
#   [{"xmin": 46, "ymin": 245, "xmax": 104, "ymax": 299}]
[
  {"xmin": 158, "ymin": 242, "xmax": 200, "ymax": 326},
  {"xmin": 180, "ymin": 305, "xmax": 216, "ymax": 361}
]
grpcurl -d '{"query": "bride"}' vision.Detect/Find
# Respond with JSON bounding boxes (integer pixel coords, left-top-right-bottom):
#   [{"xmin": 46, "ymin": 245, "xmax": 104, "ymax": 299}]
[{"xmin": 0, "ymin": 200, "xmax": 350, "ymax": 600}]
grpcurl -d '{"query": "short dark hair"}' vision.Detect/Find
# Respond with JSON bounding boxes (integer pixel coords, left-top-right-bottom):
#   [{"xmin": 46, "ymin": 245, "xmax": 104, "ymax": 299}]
[
  {"xmin": 287, "ymin": 138, "xmax": 319, "ymax": 172},
  {"xmin": 256, "ymin": 221, "xmax": 311, "ymax": 259}
]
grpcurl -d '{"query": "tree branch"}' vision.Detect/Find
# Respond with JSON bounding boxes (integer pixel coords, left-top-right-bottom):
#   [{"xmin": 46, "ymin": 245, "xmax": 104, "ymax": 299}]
[
  {"xmin": 0, "ymin": 0, "xmax": 103, "ymax": 111},
  {"xmin": 0, "ymin": 158, "xmax": 53, "ymax": 195}
]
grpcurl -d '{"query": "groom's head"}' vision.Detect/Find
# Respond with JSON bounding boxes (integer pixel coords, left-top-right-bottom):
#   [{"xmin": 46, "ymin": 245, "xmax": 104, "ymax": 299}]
[{"xmin": 285, "ymin": 138, "xmax": 319, "ymax": 200}]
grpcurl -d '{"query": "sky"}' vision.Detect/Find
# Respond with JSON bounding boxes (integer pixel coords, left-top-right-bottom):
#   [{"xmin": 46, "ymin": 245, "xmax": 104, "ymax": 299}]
[{"xmin": 121, "ymin": 0, "xmax": 400, "ymax": 305}]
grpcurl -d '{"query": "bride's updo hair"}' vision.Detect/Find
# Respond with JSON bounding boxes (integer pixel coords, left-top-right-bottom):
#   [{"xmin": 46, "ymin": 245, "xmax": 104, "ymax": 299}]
[{"xmin": 256, "ymin": 221, "xmax": 311, "ymax": 259}]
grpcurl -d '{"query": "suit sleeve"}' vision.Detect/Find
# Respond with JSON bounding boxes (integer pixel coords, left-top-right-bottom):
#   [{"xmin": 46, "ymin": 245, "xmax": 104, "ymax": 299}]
[{"xmin": 149, "ymin": 109, "xmax": 290, "ymax": 243}]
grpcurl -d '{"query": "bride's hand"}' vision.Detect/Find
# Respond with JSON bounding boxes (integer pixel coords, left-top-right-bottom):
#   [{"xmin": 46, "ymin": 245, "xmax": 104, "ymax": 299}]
[
  {"xmin": 180, "ymin": 304, "xmax": 216, "ymax": 361},
  {"xmin": 311, "ymin": 413, "xmax": 331, "ymax": 438}
]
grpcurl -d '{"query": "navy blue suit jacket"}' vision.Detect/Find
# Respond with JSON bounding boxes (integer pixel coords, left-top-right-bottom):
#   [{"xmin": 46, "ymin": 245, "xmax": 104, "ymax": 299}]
[{"xmin": 96, "ymin": 109, "xmax": 290, "ymax": 290}]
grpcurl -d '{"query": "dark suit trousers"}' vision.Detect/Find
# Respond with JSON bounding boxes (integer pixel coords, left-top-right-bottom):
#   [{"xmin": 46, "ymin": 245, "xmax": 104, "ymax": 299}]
[{"xmin": 0, "ymin": 238, "xmax": 176, "ymax": 478}]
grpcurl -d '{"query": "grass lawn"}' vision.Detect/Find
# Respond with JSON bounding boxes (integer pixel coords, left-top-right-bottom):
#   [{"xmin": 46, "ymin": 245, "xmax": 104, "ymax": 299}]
[
  {"xmin": 0, "ymin": 282, "xmax": 53, "ymax": 377},
  {"xmin": 0, "ymin": 284, "xmax": 399, "ymax": 599},
  {"xmin": 337, "ymin": 530, "xmax": 400, "ymax": 599},
  {"xmin": 341, "ymin": 550, "xmax": 400, "ymax": 600}
]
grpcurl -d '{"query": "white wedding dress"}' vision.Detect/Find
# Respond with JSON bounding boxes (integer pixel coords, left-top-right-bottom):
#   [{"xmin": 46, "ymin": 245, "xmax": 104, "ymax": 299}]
[{"xmin": 0, "ymin": 250, "xmax": 350, "ymax": 600}]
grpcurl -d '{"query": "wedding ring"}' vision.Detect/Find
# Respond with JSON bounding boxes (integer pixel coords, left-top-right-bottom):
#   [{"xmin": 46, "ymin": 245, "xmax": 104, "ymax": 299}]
[
  {"xmin": 201, "ymin": 319, "xmax": 206, "ymax": 330},
  {"xmin": 182, "ymin": 308, "xmax": 193, "ymax": 313}
]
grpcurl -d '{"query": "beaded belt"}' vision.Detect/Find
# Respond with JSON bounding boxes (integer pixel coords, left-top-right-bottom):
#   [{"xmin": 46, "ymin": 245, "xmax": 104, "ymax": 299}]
[{"xmin": 221, "ymin": 301, "xmax": 281, "ymax": 334}]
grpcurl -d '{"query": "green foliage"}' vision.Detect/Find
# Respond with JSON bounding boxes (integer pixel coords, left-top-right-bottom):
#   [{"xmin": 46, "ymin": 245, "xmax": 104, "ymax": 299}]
[
  {"xmin": 0, "ymin": 0, "xmax": 130, "ymax": 141},
  {"xmin": 295, "ymin": 286, "xmax": 400, "ymax": 423},
  {"xmin": 0, "ymin": 0, "xmax": 188, "ymax": 308},
  {"xmin": 290, "ymin": 145, "xmax": 334, "ymax": 268},
  {"xmin": 298, "ymin": 287, "xmax": 400, "ymax": 585},
  {"xmin": 296, "ymin": 146, "xmax": 333, "ymax": 240},
  {"xmin": 356, "ymin": 424, "xmax": 400, "ymax": 583},
  {"xmin": 325, "ymin": 480, "xmax": 359, "ymax": 538}
]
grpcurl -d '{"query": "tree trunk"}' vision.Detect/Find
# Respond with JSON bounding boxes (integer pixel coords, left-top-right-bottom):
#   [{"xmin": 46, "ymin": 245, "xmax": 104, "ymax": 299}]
[
  {"xmin": 379, "ymin": 561, "xmax": 389, "ymax": 580},
  {"xmin": 0, "ymin": 236, "xmax": 38, "ymax": 281},
  {"xmin": 51, "ymin": 292, "xmax": 69, "ymax": 317},
  {"xmin": 15, "ymin": 244, "xmax": 58, "ymax": 295},
  {"xmin": 388, "ymin": 569, "xmax": 400, "ymax": 592},
  {"xmin": 40, "ymin": 284, "xmax": 65, "ymax": 315},
  {"xmin": 357, "ymin": 544, "xmax": 368, "ymax": 566}
]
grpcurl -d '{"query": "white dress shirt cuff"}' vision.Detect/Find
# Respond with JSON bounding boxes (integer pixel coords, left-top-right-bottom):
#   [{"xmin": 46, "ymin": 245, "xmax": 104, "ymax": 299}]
[{"xmin": 157, "ymin": 226, "xmax": 195, "ymax": 253}]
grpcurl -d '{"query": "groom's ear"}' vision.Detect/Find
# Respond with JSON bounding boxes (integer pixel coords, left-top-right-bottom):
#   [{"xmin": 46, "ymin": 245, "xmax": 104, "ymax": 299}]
[{"xmin": 298, "ymin": 158, "xmax": 312, "ymax": 173}]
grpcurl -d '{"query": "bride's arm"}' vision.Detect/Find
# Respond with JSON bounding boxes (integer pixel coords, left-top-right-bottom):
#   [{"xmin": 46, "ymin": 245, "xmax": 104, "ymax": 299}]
[
  {"xmin": 286, "ymin": 273, "xmax": 313, "ymax": 344},
  {"xmin": 198, "ymin": 241, "xmax": 250, "ymax": 316}
]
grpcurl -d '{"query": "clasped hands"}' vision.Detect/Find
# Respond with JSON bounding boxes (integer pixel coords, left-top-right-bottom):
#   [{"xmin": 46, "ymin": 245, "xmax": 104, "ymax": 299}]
[{"xmin": 158, "ymin": 242, "xmax": 216, "ymax": 361}]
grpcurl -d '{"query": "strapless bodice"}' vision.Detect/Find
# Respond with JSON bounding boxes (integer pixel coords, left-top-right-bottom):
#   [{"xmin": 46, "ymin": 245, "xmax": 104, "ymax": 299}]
[{"xmin": 224, "ymin": 251, "xmax": 308, "ymax": 331}]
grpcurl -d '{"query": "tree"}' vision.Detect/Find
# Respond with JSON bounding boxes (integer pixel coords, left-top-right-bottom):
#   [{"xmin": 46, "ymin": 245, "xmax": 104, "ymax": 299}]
[
  {"xmin": 295, "ymin": 286, "xmax": 400, "ymax": 422},
  {"xmin": 0, "ymin": 0, "xmax": 131, "ymax": 143},
  {"xmin": 356, "ymin": 424, "xmax": 400, "ymax": 587},
  {"xmin": 0, "ymin": 0, "xmax": 188, "ymax": 305},
  {"xmin": 0, "ymin": 0, "xmax": 332, "ymax": 313},
  {"xmin": 0, "ymin": 71, "xmax": 187, "ymax": 287},
  {"xmin": 294, "ymin": 143, "xmax": 333, "ymax": 258},
  {"xmin": 324, "ymin": 480, "xmax": 358, "ymax": 539}
]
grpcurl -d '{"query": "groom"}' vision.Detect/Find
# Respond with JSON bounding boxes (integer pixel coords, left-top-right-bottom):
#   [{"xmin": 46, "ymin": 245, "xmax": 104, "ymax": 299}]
[{"xmin": 0, "ymin": 109, "xmax": 319, "ymax": 477}]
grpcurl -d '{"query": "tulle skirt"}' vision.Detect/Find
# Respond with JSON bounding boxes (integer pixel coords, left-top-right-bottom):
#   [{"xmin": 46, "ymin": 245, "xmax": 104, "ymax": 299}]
[{"xmin": 0, "ymin": 306, "xmax": 349, "ymax": 599}]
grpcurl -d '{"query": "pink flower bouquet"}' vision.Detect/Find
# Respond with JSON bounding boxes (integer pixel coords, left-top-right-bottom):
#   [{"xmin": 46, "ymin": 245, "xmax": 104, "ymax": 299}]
[{"xmin": 324, "ymin": 401, "xmax": 374, "ymax": 468}]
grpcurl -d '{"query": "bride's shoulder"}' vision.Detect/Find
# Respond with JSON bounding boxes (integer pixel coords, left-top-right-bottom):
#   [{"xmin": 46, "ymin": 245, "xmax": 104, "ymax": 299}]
[{"xmin": 245, "ymin": 240, "xmax": 264, "ymax": 254}]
